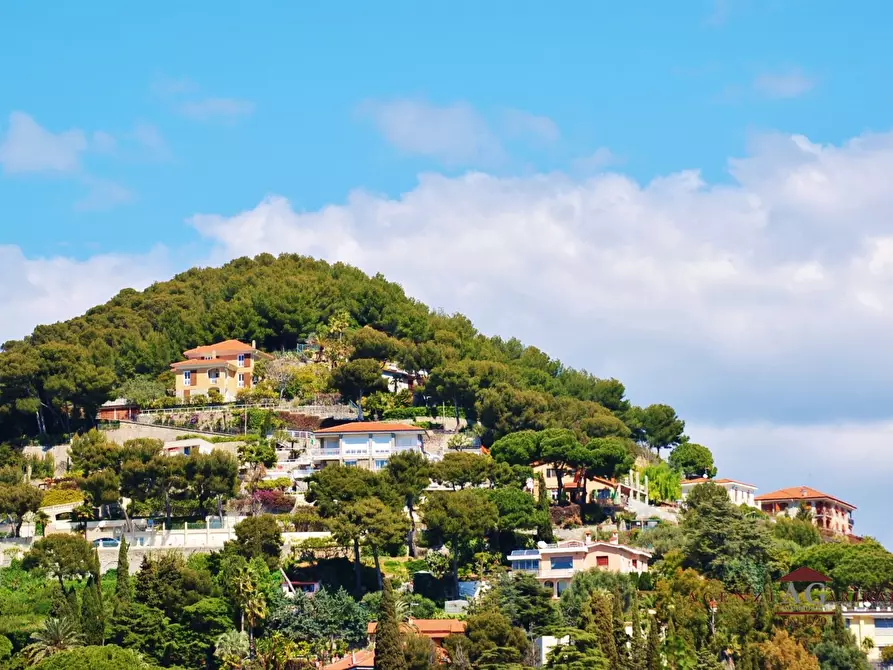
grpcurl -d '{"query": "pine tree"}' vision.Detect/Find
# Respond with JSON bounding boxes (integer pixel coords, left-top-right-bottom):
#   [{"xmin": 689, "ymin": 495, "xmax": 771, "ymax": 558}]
[
  {"xmin": 613, "ymin": 586, "xmax": 631, "ymax": 669},
  {"xmin": 645, "ymin": 615, "xmax": 661, "ymax": 670},
  {"xmin": 114, "ymin": 536, "xmax": 131, "ymax": 605},
  {"xmin": 629, "ymin": 590, "xmax": 646, "ymax": 670},
  {"xmin": 80, "ymin": 575, "xmax": 104, "ymax": 646},
  {"xmin": 374, "ymin": 579, "xmax": 407, "ymax": 670}
]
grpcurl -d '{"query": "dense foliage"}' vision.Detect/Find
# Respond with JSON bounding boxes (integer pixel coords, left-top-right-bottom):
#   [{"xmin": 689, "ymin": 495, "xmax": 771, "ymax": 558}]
[
  {"xmin": 0, "ymin": 254, "xmax": 693, "ymax": 458},
  {"xmin": 0, "ymin": 254, "xmax": 881, "ymax": 669}
]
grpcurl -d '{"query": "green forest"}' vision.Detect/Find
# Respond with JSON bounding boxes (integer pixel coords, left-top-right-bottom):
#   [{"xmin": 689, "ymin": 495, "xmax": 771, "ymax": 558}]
[{"xmin": 0, "ymin": 253, "xmax": 688, "ymax": 454}]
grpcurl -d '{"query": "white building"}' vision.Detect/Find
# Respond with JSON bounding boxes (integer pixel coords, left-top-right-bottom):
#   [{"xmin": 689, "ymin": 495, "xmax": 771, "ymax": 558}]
[
  {"xmin": 311, "ymin": 421, "xmax": 425, "ymax": 471},
  {"xmin": 680, "ymin": 478, "xmax": 758, "ymax": 508},
  {"xmin": 508, "ymin": 533, "xmax": 651, "ymax": 598},
  {"xmin": 162, "ymin": 438, "xmax": 215, "ymax": 457}
]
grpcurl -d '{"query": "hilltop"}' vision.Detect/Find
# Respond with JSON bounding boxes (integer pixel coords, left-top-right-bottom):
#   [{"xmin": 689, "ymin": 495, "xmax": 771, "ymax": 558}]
[{"xmin": 0, "ymin": 253, "xmax": 688, "ymax": 457}]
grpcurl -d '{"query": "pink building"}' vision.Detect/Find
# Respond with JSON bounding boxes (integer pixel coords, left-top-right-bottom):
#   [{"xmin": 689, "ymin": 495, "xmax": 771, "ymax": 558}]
[
  {"xmin": 508, "ymin": 535, "xmax": 651, "ymax": 598},
  {"xmin": 755, "ymin": 486, "xmax": 856, "ymax": 537}
]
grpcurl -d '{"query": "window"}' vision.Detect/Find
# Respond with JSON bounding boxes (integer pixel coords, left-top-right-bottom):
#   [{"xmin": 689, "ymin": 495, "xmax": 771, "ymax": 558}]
[
  {"xmin": 209, "ymin": 369, "xmax": 219, "ymax": 384},
  {"xmin": 546, "ymin": 469, "xmax": 555, "ymax": 478},
  {"xmin": 550, "ymin": 556, "xmax": 573, "ymax": 570},
  {"xmin": 375, "ymin": 459, "xmax": 388, "ymax": 470},
  {"xmin": 238, "ymin": 373, "xmax": 245, "ymax": 388},
  {"xmin": 237, "ymin": 354, "xmax": 245, "ymax": 367},
  {"xmin": 345, "ymin": 460, "xmax": 357, "ymax": 467},
  {"xmin": 596, "ymin": 556, "xmax": 609, "ymax": 568},
  {"xmin": 183, "ymin": 447, "xmax": 191, "ymax": 456},
  {"xmin": 875, "ymin": 619, "xmax": 893, "ymax": 629},
  {"xmin": 183, "ymin": 370, "xmax": 191, "ymax": 386},
  {"xmin": 557, "ymin": 581, "xmax": 569, "ymax": 595},
  {"xmin": 511, "ymin": 559, "xmax": 540, "ymax": 571},
  {"xmin": 632, "ymin": 559, "xmax": 638, "ymax": 569}
]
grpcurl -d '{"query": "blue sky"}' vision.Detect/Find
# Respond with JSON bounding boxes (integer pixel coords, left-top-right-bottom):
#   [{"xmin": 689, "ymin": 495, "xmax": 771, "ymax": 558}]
[
  {"xmin": 4, "ymin": 0, "xmax": 892, "ymax": 258},
  {"xmin": 4, "ymin": 1, "xmax": 893, "ymax": 544}
]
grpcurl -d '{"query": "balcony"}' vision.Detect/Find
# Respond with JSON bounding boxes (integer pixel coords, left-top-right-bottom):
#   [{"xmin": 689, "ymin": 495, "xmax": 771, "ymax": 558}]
[
  {"xmin": 311, "ymin": 448, "xmax": 342, "ymax": 460},
  {"xmin": 540, "ymin": 568, "xmax": 577, "ymax": 579}
]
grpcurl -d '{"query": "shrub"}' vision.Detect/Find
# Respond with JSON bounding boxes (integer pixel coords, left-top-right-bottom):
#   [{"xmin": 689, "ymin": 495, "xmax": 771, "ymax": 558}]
[
  {"xmin": 40, "ymin": 489, "xmax": 84, "ymax": 507},
  {"xmin": 550, "ymin": 504, "xmax": 582, "ymax": 527},
  {"xmin": 253, "ymin": 489, "xmax": 296, "ymax": 514},
  {"xmin": 290, "ymin": 506, "xmax": 327, "ymax": 532},
  {"xmin": 255, "ymin": 478, "xmax": 292, "ymax": 491}
]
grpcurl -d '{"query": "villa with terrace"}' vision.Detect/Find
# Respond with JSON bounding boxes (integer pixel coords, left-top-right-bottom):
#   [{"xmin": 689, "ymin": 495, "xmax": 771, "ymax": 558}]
[{"xmin": 508, "ymin": 533, "xmax": 651, "ymax": 598}]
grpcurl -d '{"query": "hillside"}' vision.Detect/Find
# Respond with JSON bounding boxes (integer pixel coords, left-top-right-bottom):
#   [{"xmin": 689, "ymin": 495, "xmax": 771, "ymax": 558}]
[{"xmin": 0, "ymin": 253, "xmax": 686, "ymax": 452}]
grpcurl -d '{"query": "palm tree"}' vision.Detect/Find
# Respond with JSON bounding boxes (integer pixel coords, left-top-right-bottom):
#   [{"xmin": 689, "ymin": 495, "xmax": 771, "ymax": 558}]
[
  {"xmin": 232, "ymin": 569, "xmax": 267, "ymax": 657},
  {"xmin": 22, "ymin": 617, "xmax": 84, "ymax": 664},
  {"xmin": 215, "ymin": 629, "xmax": 250, "ymax": 669}
]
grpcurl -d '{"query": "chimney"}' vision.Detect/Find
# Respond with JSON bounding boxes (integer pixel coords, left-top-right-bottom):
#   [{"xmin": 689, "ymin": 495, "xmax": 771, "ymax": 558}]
[
  {"xmin": 610, "ymin": 532, "xmax": 619, "ymax": 545},
  {"xmin": 252, "ymin": 339, "xmax": 256, "ymax": 350},
  {"xmin": 801, "ymin": 487, "xmax": 808, "ymax": 497},
  {"xmin": 584, "ymin": 530, "xmax": 592, "ymax": 545},
  {"xmin": 211, "ymin": 350, "xmax": 217, "ymax": 359},
  {"xmin": 351, "ymin": 651, "xmax": 356, "ymax": 664}
]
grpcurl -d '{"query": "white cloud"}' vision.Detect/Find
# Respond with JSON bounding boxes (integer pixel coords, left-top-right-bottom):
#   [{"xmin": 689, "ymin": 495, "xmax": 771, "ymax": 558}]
[
  {"xmin": 179, "ymin": 98, "xmax": 255, "ymax": 123},
  {"xmin": 0, "ymin": 244, "xmax": 171, "ymax": 345},
  {"xmin": 188, "ymin": 129, "xmax": 893, "ymax": 436},
  {"xmin": 151, "ymin": 75, "xmax": 197, "ymax": 97},
  {"xmin": 0, "ymin": 112, "xmax": 88, "ymax": 174},
  {"xmin": 130, "ymin": 122, "xmax": 170, "ymax": 158},
  {"xmin": 12, "ymin": 126, "xmax": 893, "ymax": 542},
  {"xmin": 501, "ymin": 108, "xmax": 560, "ymax": 144},
  {"xmin": 360, "ymin": 98, "xmax": 504, "ymax": 165},
  {"xmin": 753, "ymin": 67, "xmax": 816, "ymax": 99},
  {"xmin": 91, "ymin": 131, "xmax": 117, "ymax": 154},
  {"xmin": 573, "ymin": 147, "xmax": 618, "ymax": 173},
  {"xmin": 74, "ymin": 177, "xmax": 134, "ymax": 211}
]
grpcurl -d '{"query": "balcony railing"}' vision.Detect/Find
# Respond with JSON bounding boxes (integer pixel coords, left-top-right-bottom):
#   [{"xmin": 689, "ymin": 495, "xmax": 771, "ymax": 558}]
[{"xmin": 540, "ymin": 568, "xmax": 577, "ymax": 579}]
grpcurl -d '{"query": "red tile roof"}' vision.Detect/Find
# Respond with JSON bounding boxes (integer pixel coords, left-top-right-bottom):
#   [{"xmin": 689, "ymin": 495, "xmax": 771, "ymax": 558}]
[
  {"xmin": 755, "ymin": 486, "xmax": 855, "ymax": 510},
  {"xmin": 683, "ymin": 477, "xmax": 757, "ymax": 488},
  {"xmin": 367, "ymin": 619, "xmax": 466, "ymax": 637},
  {"xmin": 184, "ymin": 339, "xmax": 256, "ymax": 355},
  {"xmin": 170, "ymin": 359, "xmax": 237, "ymax": 369},
  {"xmin": 314, "ymin": 422, "xmax": 422, "ymax": 434},
  {"xmin": 323, "ymin": 649, "xmax": 375, "ymax": 670}
]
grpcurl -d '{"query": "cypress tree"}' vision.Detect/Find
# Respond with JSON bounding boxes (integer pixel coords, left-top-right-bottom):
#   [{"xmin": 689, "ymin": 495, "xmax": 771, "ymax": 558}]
[
  {"xmin": 374, "ymin": 579, "xmax": 407, "ymax": 670},
  {"xmin": 629, "ymin": 590, "xmax": 646, "ymax": 670},
  {"xmin": 645, "ymin": 615, "xmax": 661, "ymax": 670},
  {"xmin": 738, "ymin": 643, "xmax": 757, "ymax": 670},
  {"xmin": 114, "ymin": 536, "xmax": 131, "ymax": 605},
  {"xmin": 583, "ymin": 592, "xmax": 618, "ymax": 669},
  {"xmin": 49, "ymin": 583, "xmax": 79, "ymax": 625},
  {"xmin": 613, "ymin": 586, "xmax": 631, "ymax": 669},
  {"xmin": 830, "ymin": 604, "xmax": 847, "ymax": 645},
  {"xmin": 535, "ymin": 473, "xmax": 554, "ymax": 543},
  {"xmin": 754, "ymin": 572, "xmax": 774, "ymax": 635},
  {"xmin": 80, "ymin": 575, "xmax": 105, "ymax": 645}
]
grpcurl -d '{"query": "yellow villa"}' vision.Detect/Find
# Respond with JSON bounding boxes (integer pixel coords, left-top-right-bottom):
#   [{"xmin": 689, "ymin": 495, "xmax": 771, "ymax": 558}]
[{"xmin": 171, "ymin": 339, "xmax": 272, "ymax": 402}]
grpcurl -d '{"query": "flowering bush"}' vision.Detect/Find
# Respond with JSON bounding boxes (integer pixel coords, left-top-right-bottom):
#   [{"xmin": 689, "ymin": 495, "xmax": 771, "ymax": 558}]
[{"xmin": 252, "ymin": 489, "xmax": 296, "ymax": 514}]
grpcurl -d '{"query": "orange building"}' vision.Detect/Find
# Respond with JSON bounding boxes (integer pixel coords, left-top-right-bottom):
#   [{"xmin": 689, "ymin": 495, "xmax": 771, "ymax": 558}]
[
  {"xmin": 170, "ymin": 339, "xmax": 271, "ymax": 402},
  {"xmin": 325, "ymin": 620, "xmax": 466, "ymax": 670},
  {"xmin": 755, "ymin": 485, "xmax": 856, "ymax": 536}
]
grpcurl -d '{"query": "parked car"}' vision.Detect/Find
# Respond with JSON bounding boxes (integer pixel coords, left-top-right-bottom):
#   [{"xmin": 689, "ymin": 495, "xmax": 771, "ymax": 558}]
[{"xmin": 92, "ymin": 537, "xmax": 120, "ymax": 548}]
